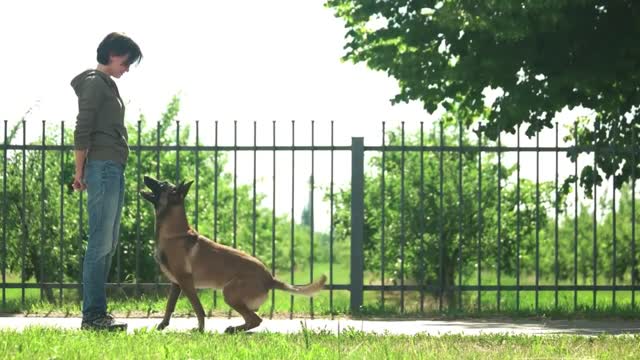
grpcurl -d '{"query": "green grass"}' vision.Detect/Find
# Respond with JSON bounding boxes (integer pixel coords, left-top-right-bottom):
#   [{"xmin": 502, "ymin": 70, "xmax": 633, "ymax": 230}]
[
  {"xmin": 1, "ymin": 328, "xmax": 639, "ymax": 359},
  {"xmin": 4, "ymin": 264, "xmax": 640, "ymax": 320},
  {"xmin": 357, "ymin": 271, "xmax": 640, "ymax": 319}
]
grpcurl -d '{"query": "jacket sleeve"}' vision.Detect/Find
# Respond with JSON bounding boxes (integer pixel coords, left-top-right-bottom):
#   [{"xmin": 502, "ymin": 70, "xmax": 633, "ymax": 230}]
[{"xmin": 73, "ymin": 77, "xmax": 103, "ymax": 150}]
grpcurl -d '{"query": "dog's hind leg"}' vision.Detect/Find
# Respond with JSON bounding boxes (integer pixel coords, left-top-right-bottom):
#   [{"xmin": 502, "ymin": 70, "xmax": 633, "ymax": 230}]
[
  {"xmin": 223, "ymin": 301, "xmax": 263, "ymax": 334},
  {"xmin": 175, "ymin": 274, "xmax": 206, "ymax": 332},
  {"xmin": 222, "ymin": 282, "xmax": 264, "ymax": 334},
  {"xmin": 157, "ymin": 283, "xmax": 181, "ymax": 331}
]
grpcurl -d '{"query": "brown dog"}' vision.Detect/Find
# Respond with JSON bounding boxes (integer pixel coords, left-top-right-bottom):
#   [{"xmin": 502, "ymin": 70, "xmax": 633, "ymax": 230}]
[{"xmin": 140, "ymin": 175, "xmax": 326, "ymax": 333}]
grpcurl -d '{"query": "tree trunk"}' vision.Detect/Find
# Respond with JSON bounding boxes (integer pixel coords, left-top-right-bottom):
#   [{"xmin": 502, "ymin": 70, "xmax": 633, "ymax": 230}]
[
  {"xmin": 29, "ymin": 244, "xmax": 56, "ymax": 303},
  {"xmin": 443, "ymin": 265, "xmax": 458, "ymax": 310}
]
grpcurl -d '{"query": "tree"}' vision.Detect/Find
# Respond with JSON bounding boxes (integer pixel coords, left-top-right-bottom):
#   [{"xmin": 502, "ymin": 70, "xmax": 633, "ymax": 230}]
[
  {"xmin": 547, "ymin": 202, "xmax": 596, "ymax": 284},
  {"xmin": 301, "ymin": 176, "xmax": 313, "ymax": 228},
  {"xmin": 590, "ymin": 184, "xmax": 639, "ymax": 283},
  {"xmin": 545, "ymin": 183, "xmax": 640, "ymax": 287},
  {"xmin": 1, "ymin": 120, "xmax": 76, "ymax": 302},
  {"xmin": 331, "ymin": 112, "xmax": 555, "ymax": 308},
  {"xmin": 326, "ymin": 0, "xmax": 640, "ymax": 193}
]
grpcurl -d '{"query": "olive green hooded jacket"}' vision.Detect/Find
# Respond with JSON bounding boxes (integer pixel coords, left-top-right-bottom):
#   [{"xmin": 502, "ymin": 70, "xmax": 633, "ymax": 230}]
[{"xmin": 71, "ymin": 69, "xmax": 129, "ymax": 165}]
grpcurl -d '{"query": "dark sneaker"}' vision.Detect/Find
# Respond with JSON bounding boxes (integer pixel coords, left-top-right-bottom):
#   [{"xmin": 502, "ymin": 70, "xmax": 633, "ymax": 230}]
[{"xmin": 81, "ymin": 314, "xmax": 127, "ymax": 331}]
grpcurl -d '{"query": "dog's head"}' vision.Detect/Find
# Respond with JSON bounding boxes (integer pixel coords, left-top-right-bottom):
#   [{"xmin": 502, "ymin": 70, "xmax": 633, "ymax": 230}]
[{"xmin": 140, "ymin": 175, "xmax": 193, "ymax": 211}]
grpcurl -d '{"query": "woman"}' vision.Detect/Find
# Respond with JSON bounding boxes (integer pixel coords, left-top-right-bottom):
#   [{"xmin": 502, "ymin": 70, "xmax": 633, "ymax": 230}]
[{"xmin": 71, "ymin": 32, "xmax": 142, "ymax": 331}]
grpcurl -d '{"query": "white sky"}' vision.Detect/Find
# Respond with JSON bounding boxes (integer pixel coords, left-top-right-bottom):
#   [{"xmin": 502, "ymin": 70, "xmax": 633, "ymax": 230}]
[{"xmin": 1, "ymin": 0, "xmax": 609, "ymax": 232}]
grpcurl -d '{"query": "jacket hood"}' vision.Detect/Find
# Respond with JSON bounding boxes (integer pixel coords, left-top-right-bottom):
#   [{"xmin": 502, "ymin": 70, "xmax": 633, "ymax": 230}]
[{"xmin": 70, "ymin": 69, "xmax": 111, "ymax": 94}]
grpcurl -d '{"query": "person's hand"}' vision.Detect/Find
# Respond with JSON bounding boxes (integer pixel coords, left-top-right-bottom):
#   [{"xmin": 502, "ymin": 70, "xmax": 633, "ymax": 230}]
[{"xmin": 72, "ymin": 172, "xmax": 86, "ymax": 192}]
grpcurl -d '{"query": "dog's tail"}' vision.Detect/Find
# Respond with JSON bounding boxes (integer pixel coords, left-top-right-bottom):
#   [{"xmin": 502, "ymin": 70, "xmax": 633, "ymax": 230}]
[{"xmin": 271, "ymin": 274, "xmax": 326, "ymax": 296}]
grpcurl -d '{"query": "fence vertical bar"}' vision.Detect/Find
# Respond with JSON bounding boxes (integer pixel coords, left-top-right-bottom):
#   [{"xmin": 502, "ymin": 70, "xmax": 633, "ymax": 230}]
[
  {"xmin": 593, "ymin": 121, "xmax": 598, "ymax": 310},
  {"xmin": 380, "ymin": 122, "xmax": 386, "ymax": 309},
  {"xmin": 613, "ymin": 173, "xmax": 617, "ymax": 309},
  {"xmin": 252, "ymin": 121, "xmax": 257, "ymax": 257},
  {"xmin": 156, "ymin": 121, "xmax": 161, "ymax": 180},
  {"xmin": 574, "ymin": 122, "xmax": 579, "ymax": 311},
  {"xmin": 420, "ymin": 121, "xmax": 425, "ymax": 313},
  {"xmin": 535, "ymin": 131, "xmax": 540, "ymax": 313},
  {"xmin": 633, "ymin": 126, "xmax": 637, "ymax": 309},
  {"xmin": 155, "ymin": 121, "xmax": 160, "ymax": 292},
  {"xmin": 115, "ymin": 121, "xmax": 121, "ymax": 286},
  {"xmin": 271, "ymin": 121, "xmax": 276, "ymax": 314},
  {"xmin": 555, "ymin": 124, "xmax": 559, "ymax": 309},
  {"xmin": 477, "ymin": 123, "xmax": 482, "ymax": 312},
  {"xmin": 290, "ymin": 120, "xmax": 295, "ymax": 317},
  {"xmin": 135, "ymin": 120, "xmax": 141, "ymax": 296},
  {"xmin": 176, "ymin": 121, "xmax": 180, "ymax": 183},
  {"xmin": 497, "ymin": 126, "xmax": 502, "ymax": 311},
  {"xmin": 59, "ymin": 122, "xmax": 64, "ymax": 303},
  {"xmin": 516, "ymin": 125, "xmax": 521, "ymax": 311},
  {"xmin": 2, "ymin": 120, "xmax": 7, "ymax": 307},
  {"xmin": 213, "ymin": 121, "xmax": 219, "ymax": 308},
  {"xmin": 350, "ymin": 137, "xmax": 365, "ymax": 314},
  {"xmin": 78, "ymin": 157, "xmax": 84, "ymax": 299},
  {"xmin": 612, "ymin": 131, "xmax": 617, "ymax": 309},
  {"xmin": 232, "ymin": 121, "xmax": 238, "ymax": 317},
  {"xmin": 195, "ymin": 121, "xmax": 200, "ymax": 231},
  {"xmin": 233, "ymin": 121, "xmax": 237, "ymax": 250},
  {"xmin": 439, "ymin": 121, "xmax": 444, "ymax": 311},
  {"xmin": 330, "ymin": 121, "xmax": 335, "ymax": 317},
  {"xmin": 310, "ymin": 120, "xmax": 315, "ymax": 317},
  {"xmin": 400, "ymin": 122, "xmax": 406, "ymax": 314},
  {"xmin": 458, "ymin": 119, "xmax": 464, "ymax": 310},
  {"xmin": 21, "ymin": 121, "xmax": 26, "ymax": 305},
  {"xmin": 41, "ymin": 121, "xmax": 47, "ymax": 301}
]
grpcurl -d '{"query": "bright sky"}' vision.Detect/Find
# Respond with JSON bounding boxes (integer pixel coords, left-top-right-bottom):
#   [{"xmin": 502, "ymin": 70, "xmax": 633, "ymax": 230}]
[
  {"xmin": 1, "ymin": 0, "xmax": 433, "ymax": 133},
  {"xmin": 1, "ymin": 0, "xmax": 606, "ymax": 232}
]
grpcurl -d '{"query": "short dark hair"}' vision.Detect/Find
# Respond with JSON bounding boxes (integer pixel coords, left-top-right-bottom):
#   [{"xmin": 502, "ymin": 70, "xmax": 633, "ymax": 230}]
[{"xmin": 96, "ymin": 32, "xmax": 143, "ymax": 66}]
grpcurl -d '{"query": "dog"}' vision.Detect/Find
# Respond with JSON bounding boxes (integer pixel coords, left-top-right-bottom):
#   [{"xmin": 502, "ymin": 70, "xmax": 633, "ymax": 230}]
[{"xmin": 140, "ymin": 175, "xmax": 326, "ymax": 333}]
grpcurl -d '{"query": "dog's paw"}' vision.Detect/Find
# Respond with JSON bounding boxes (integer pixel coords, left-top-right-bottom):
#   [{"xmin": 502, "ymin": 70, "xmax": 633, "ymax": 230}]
[
  {"xmin": 224, "ymin": 326, "xmax": 238, "ymax": 334},
  {"xmin": 156, "ymin": 322, "xmax": 168, "ymax": 331}
]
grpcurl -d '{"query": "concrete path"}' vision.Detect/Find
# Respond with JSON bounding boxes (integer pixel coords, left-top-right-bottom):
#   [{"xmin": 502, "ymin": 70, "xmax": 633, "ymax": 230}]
[{"xmin": 2, "ymin": 315, "xmax": 640, "ymax": 335}]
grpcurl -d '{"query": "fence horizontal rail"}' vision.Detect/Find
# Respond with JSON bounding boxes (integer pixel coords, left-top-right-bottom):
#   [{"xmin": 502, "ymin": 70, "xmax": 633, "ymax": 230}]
[
  {"xmin": 365, "ymin": 285, "xmax": 640, "ymax": 292},
  {"xmin": 0, "ymin": 282, "xmax": 353, "ymax": 291},
  {"xmin": 2, "ymin": 144, "xmax": 637, "ymax": 154},
  {"xmin": 1, "ymin": 144, "xmax": 353, "ymax": 152},
  {"xmin": 5, "ymin": 282, "xmax": 640, "ymax": 293}
]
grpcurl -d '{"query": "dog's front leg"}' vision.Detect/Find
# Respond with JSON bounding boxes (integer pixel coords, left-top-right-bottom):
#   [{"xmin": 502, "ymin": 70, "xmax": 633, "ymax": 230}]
[
  {"xmin": 157, "ymin": 283, "xmax": 181, "ymax": 331},
  {"xmin": 176, "ymin": 274, "xmax": 206, "ymax": 332}
]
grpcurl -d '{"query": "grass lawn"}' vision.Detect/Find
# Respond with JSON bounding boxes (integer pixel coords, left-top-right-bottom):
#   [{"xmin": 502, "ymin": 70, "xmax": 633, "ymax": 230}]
[
  {"xmin": 3, "ymin": 262, "xmax": 640, "ymax": 359},
  {"xmin": 1, "ymin": 327, "xmax": 639, "ymax": 359}
]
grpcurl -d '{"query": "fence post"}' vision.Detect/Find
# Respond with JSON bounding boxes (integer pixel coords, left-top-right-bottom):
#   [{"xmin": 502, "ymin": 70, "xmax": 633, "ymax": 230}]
[{"xmin": 350, "ymin": 137, "xmax": 364, "ymax": 314}]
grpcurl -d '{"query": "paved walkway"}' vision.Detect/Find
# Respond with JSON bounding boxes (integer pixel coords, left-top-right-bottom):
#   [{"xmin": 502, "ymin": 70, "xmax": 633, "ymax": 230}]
[{"xmin": 2, "ymin": 315, "xmax": 640, "ymax": 335}]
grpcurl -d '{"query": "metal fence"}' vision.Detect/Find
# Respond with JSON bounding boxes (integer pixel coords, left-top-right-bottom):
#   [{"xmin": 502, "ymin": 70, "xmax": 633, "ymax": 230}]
[{"xmin": 2, "ymin": 119, "xmax": 640, "ymax": 315}]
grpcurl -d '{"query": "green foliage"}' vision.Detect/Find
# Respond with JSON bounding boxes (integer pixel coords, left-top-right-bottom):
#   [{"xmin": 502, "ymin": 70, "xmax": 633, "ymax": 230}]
[
  {"xmin": 1, "ymin": 120, "xmax": 78, "ymax": 302},
  {"xmin": 549, "ymin": 183, "xmax": 640, "ymax": 284},
  {"xmin": 326, "ymin": 0, "xmax": 640, "ymax": 193}
]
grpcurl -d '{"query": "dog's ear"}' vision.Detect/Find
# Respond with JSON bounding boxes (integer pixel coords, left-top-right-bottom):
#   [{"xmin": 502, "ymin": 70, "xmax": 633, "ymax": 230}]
[{"xmin": 179, "ymin": 180, "xmax": 194, "ymax": 197}]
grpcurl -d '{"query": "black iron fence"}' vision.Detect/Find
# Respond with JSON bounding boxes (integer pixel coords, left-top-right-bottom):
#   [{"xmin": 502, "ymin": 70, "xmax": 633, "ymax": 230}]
[{"xmin": 2, "ymin": 119, "xmax": 639, "ymax": 315}]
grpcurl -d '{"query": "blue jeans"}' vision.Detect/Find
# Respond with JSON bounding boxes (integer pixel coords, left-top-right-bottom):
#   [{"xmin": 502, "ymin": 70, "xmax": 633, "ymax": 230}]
[{"xmin": 82, "ymin": 160, "xmax": 125, "ymax": 321}]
